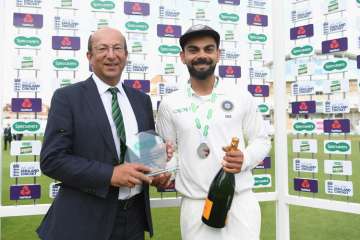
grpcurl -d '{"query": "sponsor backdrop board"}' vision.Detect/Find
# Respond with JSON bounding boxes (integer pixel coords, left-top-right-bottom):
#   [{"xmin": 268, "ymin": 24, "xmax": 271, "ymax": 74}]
[
  {"xmin": 287, "ymin": 0, "xmax": 359, "ymax": 205},
  {"xmin": 2, "ymin": 0, "xmax": 360, "ymax": 217},
  {"xmin": 2, "ymin": 0, "xmax": 274, "ymax": 111},
  {"xmin": 1, "ymin": 0, "xmax": 274, "ymax": 208}
]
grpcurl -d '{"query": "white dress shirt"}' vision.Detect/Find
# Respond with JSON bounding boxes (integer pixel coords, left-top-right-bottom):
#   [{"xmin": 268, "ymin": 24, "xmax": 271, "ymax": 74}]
[{"xmin": 92, "ymin": 74, "xmax": 141, "ymax": 199}]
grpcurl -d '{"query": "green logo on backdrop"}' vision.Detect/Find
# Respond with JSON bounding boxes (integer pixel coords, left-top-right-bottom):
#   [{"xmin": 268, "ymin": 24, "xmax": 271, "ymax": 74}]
[
  {"xmin": 91, "ymin": 0, "xmax": 115, "ymax": 9},
  {"xmin": 291, "ymin": 45, "xmax": 313, "ymax": 56},
  {"xmin": 13, "ymin": 122, "xmax": 40, "ymax": 132},
  {"xmin": 332, "ymin": 161, "xmax": 343, "ymax": 173},
  {"xmin": 258, "ymin": 104, "xmax": 269, "ymax": 113},
  {"xmin": 125, "ymin": 21, "xmax": 149, "ymax": 31},
  {"xmin": 20, "ymin": 142, "xmax": 32, "ymax": 154},
  {"xmin": 325, "ymin": 142, "xmax": 350, "ymax": 152},
  {"xmin": 248, "ymin": 33, "xmax": 267, "ymax": 42},
  {"xmin": 328, "ymin": 0, "xmax": 339, "ymax": 12},
  {"xmin": 253, "ymin": 49, "xmax": 263, "ymax": 60},
  {"xmin": 131, "ymin": 42, "xmax": 143, "ymax": 52},
  {"xmin": 60, "ymin": 79, "xmax": 72, "ymax": 87},
  {"xmin": 323, "ymin": 60, "xmax": 347, "ymax": 71},
  {"xmin": 293, "ymin": 122, "xmax": 315, "ymax": 131},
  {"xmin": 14, "ymin": 36, "xmax": 41, "ymax": 47},
  {"xmin": 300, "ymin": 141, "xmax": 310, "ymax": 151},
  {"xmin": 298, "ymin": 64, "xmax": 308, "ymax": 75},
  {"xmin": 164, "ymin": 63, "xmax": 175, "ymax": 74},
  {"xmin": 330, "ymin": 80, "xmax": 341, "ymax": 92},
  {"xmin": 219, "ymin": 13, "xmax": 239, "ymax": 22},
  {"xmin": 53, "ymin": 59, "xmax": 79, "ymax": 69},
  {"xmin": 158, "ymin": 45, "xmax": 181, "ymax": 54},
  {"xmin": 21, "ymin": 142, "xmax": 32, "ymax": 147},
  {"xmin": 254, "ymin": 177, "xmax": 271, "ymax": 186}
]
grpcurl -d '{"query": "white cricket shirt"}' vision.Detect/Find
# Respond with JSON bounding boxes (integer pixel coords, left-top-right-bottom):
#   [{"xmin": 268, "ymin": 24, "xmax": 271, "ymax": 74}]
[{"xmin": 156, "ymin": 79, "xmax": 271, "ymax": 199}]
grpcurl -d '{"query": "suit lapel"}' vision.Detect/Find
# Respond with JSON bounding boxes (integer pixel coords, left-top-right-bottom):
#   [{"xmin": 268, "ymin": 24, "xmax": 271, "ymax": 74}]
[{"xmin": 83, "ymin": 77, "xmax": 119, "ymax": 161}]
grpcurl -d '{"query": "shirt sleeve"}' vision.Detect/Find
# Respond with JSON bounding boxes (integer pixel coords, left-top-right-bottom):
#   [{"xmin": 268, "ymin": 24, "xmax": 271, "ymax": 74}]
[
  {"xmin": 241, "ymin": 92, "xmax": 272, "ymax": 171},
  {"xmin": 156, "ymin": 98, "xmax": 178, "ymax": 169},
  {"xmin": 156, "ymin": 98, "xmax": 177, "ymax": 145}
]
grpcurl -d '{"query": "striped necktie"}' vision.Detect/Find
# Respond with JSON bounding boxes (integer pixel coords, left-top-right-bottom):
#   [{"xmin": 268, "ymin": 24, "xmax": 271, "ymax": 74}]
[{"xmin": 108, "ymin": 87, "xmax": 127, "ymax": 164}]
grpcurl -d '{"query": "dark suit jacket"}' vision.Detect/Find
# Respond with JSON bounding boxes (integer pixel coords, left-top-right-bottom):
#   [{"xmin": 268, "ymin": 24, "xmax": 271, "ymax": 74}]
[
  {"xmin": 3, "ymin": 127, "xmax": 11, "ymax": 140},
  {"xmin": 37, "ymin": 77, "xmax": 155, "ymax": 240}
]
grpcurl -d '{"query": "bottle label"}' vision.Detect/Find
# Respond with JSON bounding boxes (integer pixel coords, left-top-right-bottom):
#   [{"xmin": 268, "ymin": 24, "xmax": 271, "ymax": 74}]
[{"xmin": 202, "ymin": 198, "xmax": 213, "ymax": 220}]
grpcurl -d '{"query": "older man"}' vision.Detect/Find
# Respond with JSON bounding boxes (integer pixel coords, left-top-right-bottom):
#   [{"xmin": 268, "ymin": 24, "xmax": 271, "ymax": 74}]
[{"xmin": 37, "ymin": 27, "xmax": 171, "ymax": 240}]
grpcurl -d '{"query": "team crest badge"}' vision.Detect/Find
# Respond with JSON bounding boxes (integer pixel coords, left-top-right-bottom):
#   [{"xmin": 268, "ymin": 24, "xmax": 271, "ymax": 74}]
[{"xmin": 222, "ymin": 100, "xmax": 234, "ymax": 111}]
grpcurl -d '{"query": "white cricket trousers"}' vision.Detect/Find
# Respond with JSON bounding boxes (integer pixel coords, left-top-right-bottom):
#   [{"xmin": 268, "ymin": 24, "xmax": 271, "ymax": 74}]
[{"xmin": 180, "ymin": 190, "xmax": 261, "ymax": 240}]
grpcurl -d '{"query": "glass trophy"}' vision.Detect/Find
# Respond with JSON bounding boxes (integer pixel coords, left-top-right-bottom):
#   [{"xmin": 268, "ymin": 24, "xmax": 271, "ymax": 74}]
[{"xmin": 126, "ymin": 130, "xmax": 176, "ymax": 176}]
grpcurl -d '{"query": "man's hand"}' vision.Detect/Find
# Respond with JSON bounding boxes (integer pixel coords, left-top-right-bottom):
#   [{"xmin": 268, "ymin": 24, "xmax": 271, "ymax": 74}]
[
  {"xmin": 149, "ymin": 141, "xmax": 174, "ymax": 188},
  {"xmin": 222, "ymin": 150, "xmax": 244, "ymax": 174},
  {"xmin": 165, "ymin": 141, "xmax": 174, "ymax": 161},
  {"xmin": 110, "ymin": 163, "xmax": 152, "ymax": 188},
  {"xmin": 150, "ymin": 173, "xmax": 172, "ymax": 188}
]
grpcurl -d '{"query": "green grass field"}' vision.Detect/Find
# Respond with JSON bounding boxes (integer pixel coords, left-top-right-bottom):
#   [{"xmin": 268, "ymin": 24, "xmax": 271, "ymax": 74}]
[{"xmin": 1, "ymin": 135, "xmax": 360, "ymax": 239}]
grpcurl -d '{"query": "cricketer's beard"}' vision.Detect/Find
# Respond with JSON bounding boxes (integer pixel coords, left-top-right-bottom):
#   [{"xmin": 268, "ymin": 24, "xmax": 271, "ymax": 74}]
[{"xmin": 186, "ymin": 58, "xmax": 216, "ymax": 80}]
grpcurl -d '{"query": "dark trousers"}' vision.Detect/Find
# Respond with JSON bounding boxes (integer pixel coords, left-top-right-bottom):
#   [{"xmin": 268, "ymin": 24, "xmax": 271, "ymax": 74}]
[
  {"xmin": 3, "ymin": 137, "xmax": 11, "ymax": 150},
  {"xmin": 109, "ymin": 193, "xmax": 146, "ymax": 240}
]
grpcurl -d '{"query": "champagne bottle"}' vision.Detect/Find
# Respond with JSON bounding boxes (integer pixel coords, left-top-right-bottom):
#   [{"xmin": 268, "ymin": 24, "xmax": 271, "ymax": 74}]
[{"xmin": 201, "ymin": 137, "xmax": 239, "ymax": 228}]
